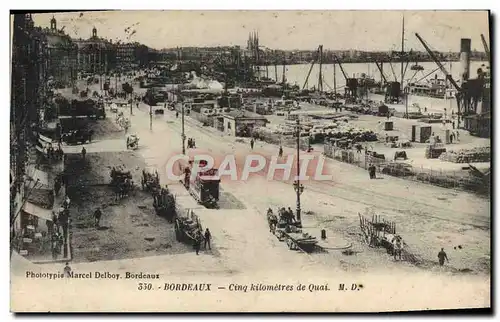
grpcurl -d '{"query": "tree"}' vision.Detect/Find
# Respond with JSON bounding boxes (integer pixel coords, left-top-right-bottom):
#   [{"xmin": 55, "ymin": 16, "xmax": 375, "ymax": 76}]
[{"xmin": 122, "ymin": 82, "xmax": 133, "ymax": 95}]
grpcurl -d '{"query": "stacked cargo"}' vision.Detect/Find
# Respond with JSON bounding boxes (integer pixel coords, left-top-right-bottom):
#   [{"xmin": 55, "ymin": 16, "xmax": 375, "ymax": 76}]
[{"xmin": 439, "ymin": 146, "xmax": 491, "ymax": 163}]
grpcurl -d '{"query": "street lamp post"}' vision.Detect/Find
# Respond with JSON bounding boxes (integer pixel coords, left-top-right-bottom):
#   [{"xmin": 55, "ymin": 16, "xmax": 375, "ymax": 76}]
[
  {"xmin": 149, "ymin": 103, "xmax": 152, "ymax": 130},
  {"xmin": 404, "ymin": 86, "xmax": 409, "ymax": 119},
  {"xmin": 181, "ymin": 102, "xmax": 186, "ymax": 155},
  {"xmin": 293, "ymin": 119, "xmax": 304, "ymax": 227}
]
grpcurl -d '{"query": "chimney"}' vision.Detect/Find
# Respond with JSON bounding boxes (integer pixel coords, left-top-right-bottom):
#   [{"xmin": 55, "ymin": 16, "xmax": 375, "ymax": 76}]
[{"xmin": 459, "ymin": 38, "xmax": 471, "ymax": 83}]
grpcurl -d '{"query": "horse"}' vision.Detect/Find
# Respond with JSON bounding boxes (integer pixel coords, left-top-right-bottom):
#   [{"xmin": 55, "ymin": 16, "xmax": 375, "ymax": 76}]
[
  {"xmin": 266, "ymin": 208, "xmax": 278, "ymax": 233},
  {"xmin": 392, "ymin": 235, "xmax": 404, "ymax": 261}
]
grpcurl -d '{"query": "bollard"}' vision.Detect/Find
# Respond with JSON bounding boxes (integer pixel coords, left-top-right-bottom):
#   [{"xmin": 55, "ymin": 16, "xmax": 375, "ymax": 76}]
[{"xmin": 321, "ymin": 229, "xmax": 327, "ymax": 239}]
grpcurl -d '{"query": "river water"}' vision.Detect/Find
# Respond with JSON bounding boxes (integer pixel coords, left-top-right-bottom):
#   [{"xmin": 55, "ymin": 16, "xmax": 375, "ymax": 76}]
[{"xmin": 258, "ymin": 61, "xmax": 488, "ymax": 114}]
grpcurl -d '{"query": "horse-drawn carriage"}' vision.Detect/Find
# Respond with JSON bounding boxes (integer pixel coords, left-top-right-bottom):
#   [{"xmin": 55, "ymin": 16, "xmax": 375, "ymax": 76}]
[
  {"xmin": 141, "ymin": 167, "xmax": 160, "ymax": 191},
  {"xmin": 110, "ymin": 166, "xmax": 134, "ymax": 200},
  {"xmin": 178, "ymin": 158, "xmax": 220, "ymax": 209},
  {"xmin": 174, "ymin": 209, "xmax": 204, "ymax": 245},
  {"xmin": 61, "ymin": 129, "xmax": 93, "ymax": 145},
  {"xmin": 126, "ymin": 134, "xmax": 139, "ymax": 150},
  {"xmin": 110, "ymin": 103, "xmax": 118, "ymax": 113},
  {"xmin": 153, "ymin": 186, "xmax": 176, "ymax": 222},
  {"xmin": 266, "ymin": 207, "xmax": 317, "ymax": 252},
  {"xmin": 115, "ymin": 112, "xmax": 131, "ymax": 132},
  {"xmin": 358, "ymin": 211, "xmax": 405, "ymax": 261}
]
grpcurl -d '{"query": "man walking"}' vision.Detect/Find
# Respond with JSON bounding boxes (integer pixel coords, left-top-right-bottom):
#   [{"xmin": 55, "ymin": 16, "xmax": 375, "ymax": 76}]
[
  {"xmin": 278, "ymin": 146, "xmax": 283, "ymax": 158},
  {"xmin": 94, "ymin": 207, "xmax": 102, "ymax": 228},
  {"xmin": 437, "ymin": 248, "xmax": 449, "ymax": 266},
  {"xmin": 63, "ymin": 262, "xmax": 72, "ymax": 277},
  {"xmin": 250, "ymin": 138, "xmax": 254, "ymax": 150},
  {"xmin": 194, "ymin": 231, "xmax": 202, "ymax": 255},
  {"xmin": 204, "ymin": 228, "xmax": 212, "ymax": 250},
  {"xmin": 81, "ymin": 146, "xmax": 86, "ymax": 161}
]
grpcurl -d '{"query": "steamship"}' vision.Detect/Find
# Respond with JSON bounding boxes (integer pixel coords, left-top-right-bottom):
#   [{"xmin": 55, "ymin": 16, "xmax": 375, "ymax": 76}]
[{"xmin": 407, "ymin": 77, "xmax": 456, "ymax": 99}]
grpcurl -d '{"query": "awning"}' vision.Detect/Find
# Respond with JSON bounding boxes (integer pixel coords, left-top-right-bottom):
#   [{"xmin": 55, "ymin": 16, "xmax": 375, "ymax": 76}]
[
  {"xmin": 26, "ymin": 166, "xmax": 52, "ymax": 188},
  {"xmin": 38, "ymin": 133, "xmax": 53, "ymax": 145},
  {"xmin": 22, "ymin": 201, "xmax": 53, "ymax": 222}
]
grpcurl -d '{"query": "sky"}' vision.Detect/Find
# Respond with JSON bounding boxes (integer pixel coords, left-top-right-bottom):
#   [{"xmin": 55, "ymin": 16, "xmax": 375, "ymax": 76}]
[{"xmin": 31, "ymin": 10, "xmax": 490, "ymax": 52}]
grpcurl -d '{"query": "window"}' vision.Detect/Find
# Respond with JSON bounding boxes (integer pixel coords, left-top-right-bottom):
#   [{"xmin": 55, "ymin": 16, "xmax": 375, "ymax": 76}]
[{"xmin": 227, "ymin": 122, "xmax": 231, "ymax": 130}]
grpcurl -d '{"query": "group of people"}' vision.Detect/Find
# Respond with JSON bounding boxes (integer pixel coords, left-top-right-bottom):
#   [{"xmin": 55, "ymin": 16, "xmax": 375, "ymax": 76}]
[
  {"xmin": 187, "ymin": 138, "xmax": 196, "ymax": 149},
  {"xmin": 278, "ymin": 207, "xmax": 296, "ymax": 224},
  {"xmin": 45, "ymin": 142, "xmax": 64, "ymax": 162},
  {"xmin": 193, "ymin": 228, "xmax": 212, "ymax": 255},
  {"xmin": 47, "ymin": 196, "xmax": 71, "ymax": 260},
  {"xmin": 448, "ymin": 130, "xmax": 460, "ymax": 144}
]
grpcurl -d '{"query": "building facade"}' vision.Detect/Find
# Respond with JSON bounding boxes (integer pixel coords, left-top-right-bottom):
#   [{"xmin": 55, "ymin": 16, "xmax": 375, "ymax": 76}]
[
  {"xmin": 116, "ymin": 42, "xmax": 136, "ymax": 71},
  {"xmin": 42, "ymin": 16, "xmax": 78, "ymax": 86},
  {"xmin": 74, "ymin": 26, "xmax": 116, "ymax": 75},
  {"xmin": 10, "ymin": 13, "xmax": 48, "ymax": 240},
  {"xmin": 221, "ymin": 110, "xmax": 268, "ymax": 137}
]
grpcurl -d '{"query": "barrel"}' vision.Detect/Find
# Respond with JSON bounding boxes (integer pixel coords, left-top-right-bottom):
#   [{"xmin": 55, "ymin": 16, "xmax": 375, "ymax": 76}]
[{"xmin": 321, "ymin": 229, "xmax": 327, "ymax": 239}]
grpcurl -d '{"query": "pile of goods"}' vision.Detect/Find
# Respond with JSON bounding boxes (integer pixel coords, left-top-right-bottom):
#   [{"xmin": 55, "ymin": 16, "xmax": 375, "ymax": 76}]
[
  {"xmin": 324, "ymin": 125, "xmax": 378, "ymax": 142},
  {"xmin": 439, "ymin": 146, "xmax": 491, "ymax": 163}
]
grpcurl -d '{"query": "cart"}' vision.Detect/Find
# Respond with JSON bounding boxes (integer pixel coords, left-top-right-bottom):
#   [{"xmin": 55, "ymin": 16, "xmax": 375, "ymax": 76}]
[{"xmin": 141, "ymin": 166, "xmax": 160, "ymax": 192}]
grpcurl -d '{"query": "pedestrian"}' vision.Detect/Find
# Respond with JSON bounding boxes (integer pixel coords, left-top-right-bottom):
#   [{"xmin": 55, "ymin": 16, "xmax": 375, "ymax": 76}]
[
  {"xmin": 54, "ymin": 178, "xmax": 61, "ymax": 196},
  {"xmin": 204, "ymin": 228, "xmax": 211, "ymax": 250},
  {"xmin": 46, "ymin": 219, "xmax": 54, "ymax": 236},
  {"xmin": 63, "ymin": 196, "xmax": 71, "ymax": 210},
  {"xmin": 278, "ymin": 146, "xmax": 283, "ymax": 158},
  {"xmin": 449, "ymin": 133, "xmax": 453, "ymax": 144},
  {"xmin": 194, "ymin": 232, "xmax": 201, "ymax": 255},
  {"xmin": 81, "ymin": 146, "xmax": 86, "ymax": 161},
  {"xmin": 94, "ymin": 207, "xmax": 102, "ymax": 228},
  {"xmin": 368, "ymin": 163, "xmax": 376, "ymax": 179},
  {"xmin": 51, "ymin": 241, "xmax": 58, "ymax": 260},
  {"xmin": 455, "ymin": 130, "xmax": 460, "ymax": 142},
  {"xmin": 176, "ymin": 111, "xmax": 179, "ymax": 118},
  {"xmin": 250, "ymin": 138, "xmax": 254, "ymax": 150},
  {"xmin": 437, "ymin": 248, "xmax": 449, "ymax": 266},
  {"xmin": 59, "ymin": 209, "xmax": 69, "ymax": 239},
  {"xmin": 52, "ymin": 211, "xmax": 59, "ymax": 235},
  {"xmin": 63, "ymin": 262, "xmax": 72, "ymax": 277}
]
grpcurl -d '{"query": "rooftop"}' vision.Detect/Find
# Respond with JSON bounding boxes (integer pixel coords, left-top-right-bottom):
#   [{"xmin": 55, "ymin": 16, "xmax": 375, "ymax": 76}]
[{"xmin": 223, "ymin": 110, "xmax": 268, "ymax": 120}]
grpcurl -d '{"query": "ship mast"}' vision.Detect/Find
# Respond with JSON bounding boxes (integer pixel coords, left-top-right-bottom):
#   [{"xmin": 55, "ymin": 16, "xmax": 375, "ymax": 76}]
[
  {"xmin": 318, "ymin": 45, "xmax": 323, "ymax": 93},
  {"xmin": 400, "ymin": 14, "xmax": 405, "ymax": 89}
]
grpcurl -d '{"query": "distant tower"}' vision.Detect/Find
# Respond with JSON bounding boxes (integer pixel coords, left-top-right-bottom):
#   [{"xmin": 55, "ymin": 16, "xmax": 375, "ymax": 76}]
[
  {"xmin": 25, "ymin": 14, "xmax": 34, "ymax": 29},
  {"xmin": 50, "ymin": 16, "xmax": 57, "ymax": 31},
  {"xmin": 92, "ymin": 26, "xmax": 97, "ymax": 38}
]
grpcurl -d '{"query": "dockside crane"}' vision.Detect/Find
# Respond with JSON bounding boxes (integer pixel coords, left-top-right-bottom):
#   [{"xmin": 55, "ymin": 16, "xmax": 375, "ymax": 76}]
[
  {"xmin": 481, "ymin": 34, "xmax": 490, "ymax": 62},
  {"xmin": 415, "ymin": 33, "xmax": 461, "ymax": 91},
  {"xmin": 302, "ymin": 45, "xmax": 322, "ymax": 90},
  {"xmin": 415, "ymin": 33, "xmax": 464, "ymax": 125},
  {"xmin": 333, "ymin": 55, "xmax": 359, "ymax": 101},
  {"xmin": 374, "ymin": 61, "xmax": 389, "ymax": 85}
]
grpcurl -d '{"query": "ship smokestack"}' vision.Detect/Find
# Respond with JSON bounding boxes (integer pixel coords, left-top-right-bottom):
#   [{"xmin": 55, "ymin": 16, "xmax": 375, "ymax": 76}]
[{"xmin": 459, "ymin": 38, "xmax": 471, "ymax": 83}]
